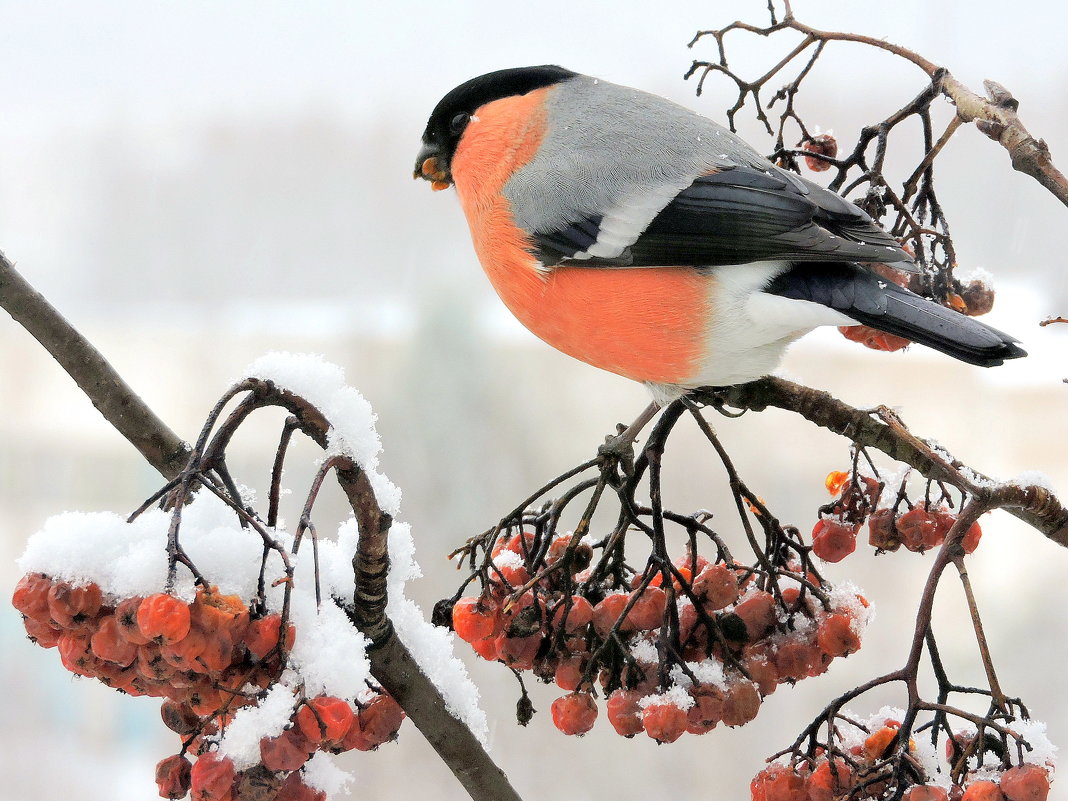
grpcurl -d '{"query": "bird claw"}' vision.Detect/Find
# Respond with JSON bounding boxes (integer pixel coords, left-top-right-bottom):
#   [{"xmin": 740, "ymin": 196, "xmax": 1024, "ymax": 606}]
[{"xmin": 598, "ymin": 424, "xmax": 636, "ymax": 483}]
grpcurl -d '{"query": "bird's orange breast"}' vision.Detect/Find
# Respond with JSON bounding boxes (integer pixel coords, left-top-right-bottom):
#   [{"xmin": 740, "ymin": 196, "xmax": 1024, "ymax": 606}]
[{"xmin": 452, "ymin": 89, "xmax": 712, "ymax": 385}]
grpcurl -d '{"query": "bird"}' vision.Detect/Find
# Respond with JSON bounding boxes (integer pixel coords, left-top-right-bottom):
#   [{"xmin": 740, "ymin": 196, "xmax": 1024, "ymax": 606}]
[{"xmin": 413, "ymin": 65, "xmax": 1024, "ymax": 411}]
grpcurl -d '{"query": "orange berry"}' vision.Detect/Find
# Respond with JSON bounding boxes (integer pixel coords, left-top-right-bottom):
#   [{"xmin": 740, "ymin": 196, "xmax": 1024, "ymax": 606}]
[
  {"xmin": 47, "ymin": 580, "xmax": 103, "ymax": 629},
  {"xmin": 825, "ymin": 470, "xmax": 850, "ymax": 496},
  {"xmin": 751, "ymin": 764, "xmax": 807, "ymax": 801},
  {"xmin": 452, "ymin": 596, "xmax": 500, "ymax": 643},
  {"xmin": 551, "ymin": 596, "xmax": 594, "ymax": 633},
  {"xmin": 642, "ymin": 701, "xmax": 687, "ymax": 743},
  {"xmin": 904, "ymin": 786, "xmax": 949, "ymax": 801},
  {"xmin": 260, "ymin": 727, "xmax": 313, "ymax": 771},
  {"xmin": 495, "ymin": 631, "xmax": 540, "ymax": 670},
  {"xmin": 998, "ymin": 764, "xmax": 1050, "ymax": 801},
  {"xmin": 194, "ymin": 629, "xmax": 235, "ymax": 674},
  {"xmin": 811, "ymin": 519, "xmax": 858, "ymax": 562},
  {"xmin": 692, "ymin": 564, "xmax": 740, "ymax": 610},
  {"xmin": 864, "ymin": 725, "xmax": 899, "ymax": 760},
  {"xmin": 12, "ymin": 572, "xmax": 53, "ymax": 621},
  {"xmin": 113, "ymin": 596, "xmax": 153, "ymax": 645},
  {"xmin": 359, "ymin": 693, "xmax": 405, "ymax": 746},
  {"xmin": 90, "ymin": 615, "xmax": 139, "ymax": 666},
  {"xmin": 244, "ymin": 614, "xmax": 295, "ymax": 659},
  {"xmin": 296, "ymin": 696, "xmax": 354, "ymax": 744},
  {"xmin": 773, "ymin": 641, "xmax": 822, "ymax": 681},
  {"xmin": 155, "ymin": 754, "xmax": 192, "ymax": 800},
  {"xmin": 58, "ymin": 631, "xmax": 95, "ymax": 676},
  {"xmin": 816, "ymin": 614, "xmax": 861, "ymax": 658},
  {"xmin": 605, "ymin": 689, "xmax": 644, "ymax": 737},
  {"xmin": 551, "ymin": 692, "xmax": 598, "ymax": 736},
  {"xmin": 337, "ymin": 714, "xmax": 374, "ymax": 752},
  {"xmin": 592, "ymin": 593, "xmax": 631, "ymax": 637},
  {"xmin": 469, "ymin": 635, "xmax": 499, "ymax": 661},
  {"xmin": 22, "ymin": 615, "xmax": 62, "ymax": 648},
  {"xmin": 721, "ymin": 681, "xmax": 761, "ymax": 727},
  {"xmin": 137, "ymin": 594, "xmax": 191, "ymax": 645},
  {"xmin": 686, "ymin": 684, "xmax": 725, "ymax": 734},
  {"xmin": 961, "ymin": 521, "xmax": 983, "ymax": 554},
  {"xmin": 961, "ymin": 781, "xmax": 1005, "ymax": 800},
  {"xmin": 807, "ymin": 758, "xmax": 855, "ymax": 801},
  {"xmin": 741, "ymin": 649, "xmax": 779, "ymax": 696},
  {"xmin": 897, "ymin": 506, "xmax": 945, "ymax": 552},
  {"xmin": 625, "ymin": 586, "xmax": 668, "ymax": 631},
  {"xmin": 554, "ymin": 655, "xmax": 585, "ymax": 691},
  {"xmin": 734, "ymin": 592, "xmax": 777, "ymax": 642},
  {"xmin": 189, "ymin": 752, "xmax": 235, "ymax": 801}
]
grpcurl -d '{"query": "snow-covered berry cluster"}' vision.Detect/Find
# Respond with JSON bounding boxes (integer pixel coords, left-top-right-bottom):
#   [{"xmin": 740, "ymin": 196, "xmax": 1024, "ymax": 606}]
[
  {"xmin": 12, "ymin": 573, "xmax": 404, "ymax": 800},
  {"xmin": 448, "ymin": 528, "xmax": 871, "ymax": 741},
  {"xmin": 750, "ymin": 708, "xmax": 1055, "ymax": 801}
]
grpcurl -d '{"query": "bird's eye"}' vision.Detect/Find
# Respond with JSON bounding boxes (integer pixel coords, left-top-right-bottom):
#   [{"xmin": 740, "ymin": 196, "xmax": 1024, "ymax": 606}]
[{"xmin": 449, "ymin": 112, "xmax": 471, "ymax": 135}]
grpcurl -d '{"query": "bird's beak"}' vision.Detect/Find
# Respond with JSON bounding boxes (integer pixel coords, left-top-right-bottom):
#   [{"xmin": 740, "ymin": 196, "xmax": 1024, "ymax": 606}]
[{"xmin": 414, "ymin": 143, "xmax": 453, "ymax": 191}]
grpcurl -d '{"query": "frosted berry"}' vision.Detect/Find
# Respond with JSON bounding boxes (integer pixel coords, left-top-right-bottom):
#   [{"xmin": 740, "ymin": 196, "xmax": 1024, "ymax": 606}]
[
  {"xmin": 189, "ymin": 751, "xmax": 236, "ymax": 801},
  {"xmin": 12, "ymin": 572, "xmax": 53, "ymax": 620},
  {"xmin": 551, "ymin": 692, "xmax": 598, "ymax": 736},
  {"xmin": 999, "ymin": 764, "xmax": 1050, "ymax": 801},
  {"xmin": 904, "ymin": 786, "xmax": 949, "ymax": 801},
  {"xmin": 961, "ymin": 781, "xmax": 1005, "ymax": 800},
  {"xmin": 606, "ymin": 689, "xmax": 644, "ymax": 737},
  {"xmin": 642, "ymin": 701, "xmax": 687, "ymax": 743},
  {"xmin": 260, "ymin": 727, "xmax": 312, "ymax": 772},
  {"xmin": 296, "ymin": 696, "xmax": 355, "ymax": 744},
  {"xmin": 751, "ymin": 764, "xmax": 806, "ymax": 801},
  {"xmin": 897, "ymin": 506, "xmax": 945, "ymax": 552},
  {"xmin": 811, "ymin": 519, "xmax": 858, "ymax": 562},
  {"xmin": 452, "ymin": 596, "xmax": 499, "ymax": 643},
  {"xmin": 816, "ymin": 614, "xmax": 861, "ymax": 658},
  {"xmin": 692, "ymin": 563, "xmax": 740, "ymax": 610},
  {"xmin": 807, "ymin": 758, "xmax": 855, "ymax": 801}
]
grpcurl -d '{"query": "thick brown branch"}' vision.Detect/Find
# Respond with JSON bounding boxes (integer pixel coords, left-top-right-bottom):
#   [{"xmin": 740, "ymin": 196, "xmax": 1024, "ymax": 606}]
[
  {"xmin": 0, "ymin": 250, "xmax": 189, "ymax": 479},
  {"xmin": 700, "ymin": 378, "xmax": 1068, "ymax": 546}
]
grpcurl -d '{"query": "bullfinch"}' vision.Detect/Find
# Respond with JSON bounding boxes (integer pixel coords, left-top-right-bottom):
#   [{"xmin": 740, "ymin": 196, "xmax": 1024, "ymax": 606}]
[{"xmin": 414, "ymin": 65, "xmax": 1024, "ymax": 405}]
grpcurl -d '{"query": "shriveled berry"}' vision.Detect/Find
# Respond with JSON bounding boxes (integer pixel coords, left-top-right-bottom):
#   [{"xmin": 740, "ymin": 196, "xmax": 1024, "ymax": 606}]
[
  {"xmin": 868, "ymin": 508, "xmax": 900, "ymax": 552},
  {"xmin": 642, "ymin": 701, "xmax": 687, "ymax": 743},
  {"xmin": 91, "ymin": 616, "xmax": 139, "ymax": 666},
  {"xmin": 12, "ymin": 573, "xmax": 53, "ymax": 620},
  {"xmin": 277, "ymin": 772, "xmax": 325, "ymax": 801},
  {"xmin": 47, "ymin": 580, "xmax": 103, "ymax": 629},
  {"xmin": 998, "ymin": 764, "xmax": 1050, "ymax": 801},
  {"xmin": 137, "ymin": 594, "xmax": 191, "ymax": 644},
  {"xmin": 23, "ymin": 616, "xmax": 62, "ymax": 648},
  {"xmin": 189, "ymin": 751, "xmax": 235, "ymax": 801},
  {"xmin": 551, "ymin": 596, "xmax": 594, "ymax": 633},
  {"xmin": 904, "ymin": 786, "xmax": 949, "ymax": 801},
  {"xmin": 260, "ymin": 727, "xmax": 313, "ymax": 771},
  {"xmin": 807, "ymin": 758, "xmax": 855, "ymax": 801},
  {"xmin": 751, "ymin": 764, "xmax": 806, "ymax": 801},
  {"xmin": 359, "ymin": 693, "xmax": 405, "ymax": 746},
  {"xmin": 551, "ymin": 692, "xmax": 598, "ymax": 736},
  {"xmin": 774, "ymin": 641, "xmax": 822, "ymax": 681},
  {"xmin": 811, "ymin": 519, "xmax": 858, "ymax": 562},
  {"xmin": 961, "ymin": 521, "xmax": 983, "ymax": 554},
  {"xmin": 155, "ymin": 754, "xmax": 193, "ymax": 799},
  {"xmin": 897, "ymin": 506, "xmax": 945, "ymax": 552},
  {"xmin": 161, "ymin": 699, "xmax": 201, "ymax": 736},
  {"xmin": 245, "ymin": 614, "xmax": 295, "ymax": 659},
  {"xmin": 721, "ymin": 681, "xmax": 761, "ymax": 727},
  {"xmin": 864, "ymin": 725, "xmax": 899, "ymax": 760},
  {"xmin": 802, "ymin": 133, "xmax": 837, "ymax": 172},
  {"xmin": 816, "ymin": 614, "xmax": 861, "ymax": 658},
  {"xmin": 592, "ymin": 593, "xmax": 630, "ymax": 636},
  {"xmin": 692, "ymin": 563, "xmax": 740, "ymax": 610},
  {"xmin": 606, "ymin": 689, "xmax": 644, "ymax": 737},
  {"xmin": 686, "ymin": 684, "xmax": 725, "ymax": 734}
]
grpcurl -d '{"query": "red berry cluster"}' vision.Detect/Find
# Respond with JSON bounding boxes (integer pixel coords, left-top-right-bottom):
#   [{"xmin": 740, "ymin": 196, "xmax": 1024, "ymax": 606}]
[
  {"xmin": 450, "ymin": 532, "xmax": 868, "ymax": 741},
  {"xmin": 813, "ymin": 472, "xmax": 982, "ymax": 562},
  {"xmin": 12, "ymin": 573, "xmax": 404, "ymax": 800},
  {"xmin": 751, "ymin": 718, "xmax": 1052, "ymax": 801}
]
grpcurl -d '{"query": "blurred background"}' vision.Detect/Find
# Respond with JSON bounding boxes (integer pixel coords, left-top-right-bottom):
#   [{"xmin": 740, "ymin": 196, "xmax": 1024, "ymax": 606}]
[{"xmin": 2, "ymin": 1, "xmax": 1068, "ymax": 799}]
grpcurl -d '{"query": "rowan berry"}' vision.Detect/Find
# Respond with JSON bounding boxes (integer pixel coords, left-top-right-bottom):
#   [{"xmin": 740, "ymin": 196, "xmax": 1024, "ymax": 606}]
[
  {"xmin": 12, "ymin": 572, "xmax": 53, "ymax": 620},
  {"xmin": 904, "ymin": 786, "xmax": 949, "ymax": 801},
  {"xmin": 22, "ymin": 615, "xmax": 62, "ymax": 648},
  {"xmin": 244, "ymin": 614, "xmax": 295, "ymax": 659},
  {"xmin": 897, "ymin": 506, "xmax": 945, "ymax": 552},
  {"xmin": 642, "ymin": 700, "xmax": 687, "ymax": 743},
  {"xmin": 137, "ymin": 594, "xmax": 192, "ymax": 645},
  {"xmin": 807, "ymin": 758, "xmax": 856, "ymax": 801},
  {"xmin": 751, "ymin": 764, "xmax": 806, "ymax": 801},
  {"xmin": 551, "ymin": 596, "xmax": 594, "ymax": 633},
  {"xmin": 551, "ymin": 692, "xmax": 598, "ymax": 736},
  {"xmin": 260, "ymin": 727, "xmax": 313, "ymax": 771},
  {"xmin": 868, "ymin": 508, "xmax": 900, "ymax": 551},
  {"xmin": 296, "ymin": 696, "xmax": 355, "ymax": 744},
  {"xmin": 811, "ymin": 519, "xmax": 858, "ymax": 562},
  {"xmin": 91, "ymin": 615, "xmax": 139, "ymax": 666},
  {"xmin": 155, "ymin": 754, "xmax": 193, "ymax": 800},
  {"xmin": 998, "ymin": 764, "xmax": 1050, "ymax": 801},
  {"xmin": 47, "ymin": 580, "xmax": 103, "ymax": 629},
  {"xmin": 961, "ymin": 781, "xmax": 1005, "ymax": 800},
  {"xmin": 864, "ymin": 725, "xmax": 899, "ymax": 760},
  {"xmin": 189, "ymin": 751, "xmax": 235, "ymax": 801},
  {"xmin": 359, "ymin": 693, "xmax": 406, "ymax": 746},
  {"xmin": 592, "ymin": 593, "xmax": 631, "ymax": 636},
  {"xmin": 625, "ymin": 586, "xmax": 667, "ymax": 631},
  {"xmin": 734, "ymin": 591, "xmax": 777, "ymax": 642},
  {"xmin": 721, "ymin": 681, "xmax": 761, "ymax": 727},
  {"xmin": 277, "ymin": 772, "xmax": 325, "ymax": 801},
  {"xmin": 452, "ymin": 596, "xmax": 500, "ymax": 643},
  {"xmin": 686, "ymin": 684, "xmax": 725, "ymax": 734},
  {"xmin": 605, "ymin": 689, "xmax": 644, "ymax": 737},
  {"xmin": 692, "ymin": 563, "xmax": 740, "ymax": 610},
  {"xmin": 816, "ymin": 614, "xmax": 861, "ymax": 658},
  {"xmin": 802, "ymin": 134, "xmax": 837, "ymax": 172}
]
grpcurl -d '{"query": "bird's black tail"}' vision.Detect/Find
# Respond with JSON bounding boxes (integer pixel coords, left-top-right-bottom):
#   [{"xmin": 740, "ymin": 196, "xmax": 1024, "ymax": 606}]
[{"xmin": 766, "ymin": 262, "xmax": 1026, "ymax": 367}]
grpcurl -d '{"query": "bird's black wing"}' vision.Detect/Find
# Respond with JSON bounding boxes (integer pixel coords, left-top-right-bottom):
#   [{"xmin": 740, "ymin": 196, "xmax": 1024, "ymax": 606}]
[{"xmin": 531, "ymin": 165, "xmax": 913, "ymax": 269}]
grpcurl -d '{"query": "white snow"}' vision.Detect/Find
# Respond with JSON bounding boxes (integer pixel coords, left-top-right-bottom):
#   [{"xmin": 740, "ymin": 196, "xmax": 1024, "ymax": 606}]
[
  {"xmin": 302, "ymin": 752, "xmax": 352, "ymax": 796},
  {"xmin": 16, "ymin": 351, "xmax": 492, "ymax": 796}
]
